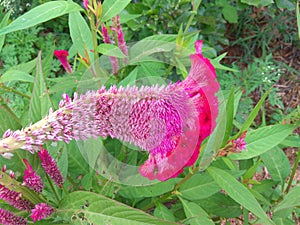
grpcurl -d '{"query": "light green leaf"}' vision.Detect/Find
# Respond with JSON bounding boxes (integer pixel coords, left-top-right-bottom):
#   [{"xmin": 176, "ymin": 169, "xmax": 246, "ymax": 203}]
[
  {"xmin": 222, "ymin": 5, "xmax": 238, "ymax": 23},
  {"xmin": 274, "ymin": 186, "xmax": 300, "ymax": 212},
  {"xmin": 58, "ymin": 191, "xmax": 179, "ymax": 225},
  {"xmin": 101, "ymin": 0, "xmax": 131, "ymax": 23},
  {"xmin": 229, "ymin": 124, "xmax": 297, "ymax": 160},
  {"xmin": 97, "ymin": 44, "xmax": 127, "ymax": 58},
  {"xmin": 179, "ymin": 172, "xmax": 220, "ymax": 200},
  {"xmin": 233, "ymin": 90, "xmax": 270, "ymax": 139},
  {"xmin": 261, "ymin": 147, "xmax": 290, "ymax": 183},
  {"xmin": 118, "ymin": 67, "xmax": 138, "ymax": 87},
  {"xmin": 0, "ymin": 104, "xmax": 21, "ymax": 136},
  {"xmin": 0, "ymin": 1, "xmax": 82, "ymax": 35},
  {"xmin": 0, "ymin": 10, "xmax": 11, "ymax": 52},
  {"xmin": 180, "ymin": 198, "xmax": 214, "ymax": 225},
  {"xmin": 208, "ymin": 167, "xmax": 274, "ymax": 225},
  {"xmin": 275, "ymin": 0, "xmax": 295, "ymax": 10},
  {"xmin": 28, "ymin": 52, "xmax": 53, "ymax": 123},
  {"xmin": 68, "ymin": 11, "xmax": 93, "ymax": 61},
  {"xmin": 154, "ymin": 202, "xmax": 175, "ymax": 222},
  {"xmin": 0, "ymin": 70, "xmax": 34, "ymax": 83}
]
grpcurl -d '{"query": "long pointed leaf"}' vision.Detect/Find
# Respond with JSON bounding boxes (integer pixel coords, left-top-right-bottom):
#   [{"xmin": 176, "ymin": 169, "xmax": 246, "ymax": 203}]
[{"xmin": 208, "ymin": 166, "xmax": 274, "ymax": 225}]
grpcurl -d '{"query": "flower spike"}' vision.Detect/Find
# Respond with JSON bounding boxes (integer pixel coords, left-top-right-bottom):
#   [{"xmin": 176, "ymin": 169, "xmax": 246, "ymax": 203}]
[
  {"xmin": 54, "ymin": 50, "xmax": 72, "ymax": 74},
  {"xmin": 31, "ymin": 203, "xmax": 54, "ymax": 222},
  {"xmin": 23, "ymin": 158, "xmax": 44, "ymax": 193},
  {"xmin": 0, "ymin": 208, "xmax": 28, "ymax": 225}
]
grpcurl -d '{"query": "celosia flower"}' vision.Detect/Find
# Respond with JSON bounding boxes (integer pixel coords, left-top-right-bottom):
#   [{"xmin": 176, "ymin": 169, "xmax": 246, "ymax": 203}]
[
  {"xmin": 0, "ymin": 40, "xmax": 219, "ymax": 181},
  {"xmin": 30, "ymin": 203, "xmax": 54, "ymax": 222},
  {"xmin": 54, "ymin": 50, "xmax": 72, "ymax": 74},
  {"xmin": 0, "ymin": 184, "xmax": 32, "ymax": 211},
  {"xmin": 83, "ymin": 0, "xmax": 89, "ymax": 10},
  {"xmin": 112, "ymin": 15, "xmax": 128, "ymax": 63},
  {"xmin": 23, "ymin": 158, "xmax": 44, "ymax": 193},
  {"xmin": 38, "ymin": 147, "xmax": 64, "ymax": 188},
  {"xmin": 0, "ymin": 208, "xmax": 28, "ymax": 225},
  {"xmin": 101, "ymin": 24, "xmax": 119, "ymax": 74},
  {"xmin": 232, "ymin": 131, "xmax": 247, "ymax": 151}
]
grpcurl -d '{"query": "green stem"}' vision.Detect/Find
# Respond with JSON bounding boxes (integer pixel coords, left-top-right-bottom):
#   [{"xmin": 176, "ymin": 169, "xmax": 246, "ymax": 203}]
[
  {"xmin": 0, "ymin": 84, "xmax": 31, "ymax": 99},
  {"xmin": 46, "ymin": 174, "xmax": 60, "ymax": 205},
  {"xmin": 89, "ymin": 13, "xmax": 99, "ymax": 62},
  {"xmin": 285, "ymin": 147, "xmax": 300, "ymax": 193},
  {"xmin": 183, "ymin": 0, "xmax": 202, "ymax": 35}
]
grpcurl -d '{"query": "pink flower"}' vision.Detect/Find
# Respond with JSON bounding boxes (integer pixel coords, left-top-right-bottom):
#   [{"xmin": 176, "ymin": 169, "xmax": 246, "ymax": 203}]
[
  {"xmin": 38, "ymin": 147, "xmax": 64, "ymax": 188},
  {"xmin": 0, "ymin": 208, "xmax": 28, "ymax": 225},
  {"xmin": 23, "ymin": 159, "xmax": 44, "ymax": 193},
  {"xmin": 83, "ymin": 0, "xmax": 89, "ymax": 10},
  {"xmin": 232, "ymin": 131, "xmax": 247, "ymax": 151},
  {"xmin": 101, "ymin": 24, "xmax": 119, "ymax": 74},
  {"xmin": 30, "ymin": 203, "xmax": 54, "ymax": 222},
  {"xmin": 0, "ymin": 184, "xmax": 33, "ymax": 211},
  {"xmin": 112, "ymin": 15, "xmax": 128, "ymax": 63},
  {"xmin": 54, "ymin": 50, "xmax": 72, "ymax": 74}
]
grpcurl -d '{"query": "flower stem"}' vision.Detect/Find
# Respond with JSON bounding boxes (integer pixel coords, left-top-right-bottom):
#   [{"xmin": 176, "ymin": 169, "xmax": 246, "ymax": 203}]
[
  {"xmin": 45, "ymin": 174, "xmax": 60, "ymax": 205},
  {"xmin": 285, "ymin": 147, "xmax": 300, "ymax": 193},
  {"xmin": 0, "ymin": 84, "xmax": 31, "ymax": 99},
  {"xmin": 183, "ymin": 0, "xmax": 202, "ymax": 34}
]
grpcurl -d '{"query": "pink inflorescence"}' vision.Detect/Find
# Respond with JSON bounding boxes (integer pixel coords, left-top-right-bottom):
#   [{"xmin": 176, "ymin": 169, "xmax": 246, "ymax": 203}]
[
  {"xmin": 31, "ymin": 203, "xmax": 54, "ymax": 222},
  {"xmin": 54, "ymin": 50, "xmax": 72, "ymax": 74},
  {"xmin": 0, "ymin": 184, "xmax": 33, "ymax": 211},
  {"xmin": 0, "ymin": 208, "xmax": 28, "ymax": 225},
  {"xmin": 1, "ymin": 40, "xmax": 219, "ymax": 181},
  {"xmin": 38, "ymin": 147, "xmax": 64, "ymax": 188},
  {"xmin": 23, "ymin": 159, "xmax": 44, "ymax": 193}
]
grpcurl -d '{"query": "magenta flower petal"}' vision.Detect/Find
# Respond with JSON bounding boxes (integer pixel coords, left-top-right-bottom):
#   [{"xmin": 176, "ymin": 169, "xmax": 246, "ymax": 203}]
[
  {"xmin": 0, "ymin": 208, "xmax": 28, "ymax": 225},
  {"xmin": 30, "ymin": 203, "xmax": 54, "ymax": 222},
  {"xmin": 38, "ymin": 147, "xmax": 64, "ymax": 188},
  {"xmin": 23, "ymin": 159, "xmax": 44, "ymax": 193},
  {"xmin": 54, "ymin": 50, "xmax": 72, "ymax": 74},
  {"xmin": 0, "ymin": 184, "xmax": 33, "ymax": 211},
  {"xmin": 83, "ymin": 0, "xmax": 89, "ymax": 10}
]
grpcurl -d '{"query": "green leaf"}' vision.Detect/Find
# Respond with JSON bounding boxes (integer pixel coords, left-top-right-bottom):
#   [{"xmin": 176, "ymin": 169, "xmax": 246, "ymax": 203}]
[
  {"xmin": 119, "ymin": 179, "xmax": 179, "ymax": 198},
  {"xmin": 101, "ymin": 0, "xmax": 132, "ymax": 23},
  {"xmin": 179, "ymin": 172, "xmax": 220, "ymax": 200},
  {"xmin": 240, "ymin": 0, "xmax": 263, "ymax": 6},
  {"xmin": 118, "ymin": 67, "xmax": 138, "ymax": 87},
  {"xmin": 221, "ymin": 87, "xmax": 235, "ymax": 147},
  {"xmin": 207, "ymin": 167, "xmax": 274, "ymax": 225},
  {"xmin": 154, "ymin": 202, "xmax": 175, "ymax": 222},
  {"xmin": 68, "ymin": 11, "xmax": 93, "ymax": 61},
  {"xmin": 0, "ymin": 70, "xmax": 34, "ymax": 83},
  {"xmin": 97, "ymin": 44, "xmax": 127, "ymax": 58},
  {"xmin": 229, "ymin": 124, "xmax": 297, "ymax": 160},
  {"xmin": 0, "ymin": 10, "xmax": 11, "ymax": 52},
  {"xmin": 274, "ymin": 186, "xmax": 300, "ymax": 212},
  {"xmin": 180, "ymin": 198, "xmax": 214, "ymax": 225},
  {"xmin": 297, "ymin": 0, "xmax": 300, "ymax": 39},
  {"xmin": 211, "ymin": 53, "xmax": 239, "ymax": 72},
  {"xmin": 275, "ymin": 0, "xmax": 295, "ymax": 10},
  {"xmin": 0, "ymin": 1, "xmax": 82, "ymax": 35},
  {"xmin": 0, "ymin": 103, "xmax": 21, "ymax": 136},
  {"xmin": 222, "ymin": 5, "xmax": 238, "ymax": 23},
  {"xmin": 58, "ymin": 191, "xmax": 179, "ymax": 224},
  {"xmin": 234, "ymin": 90, "xmax": 270, "ymax": 139},
  {"xmin": 261, "ymin": 147, "xmax": 290, "ymax": 183},
  {"xmin": 28, "ymin": 52, "xmax": 53, "ymax": 123}
]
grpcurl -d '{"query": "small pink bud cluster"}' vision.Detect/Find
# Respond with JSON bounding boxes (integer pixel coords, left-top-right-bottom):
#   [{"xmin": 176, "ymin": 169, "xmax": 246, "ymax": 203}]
[
  {"xmin": 101, "ymin": 15, "xmax": 128, "ymax": 74},
  {"xmin": 31, "ymin": 203, "xmax": 54, "ymax": 222},
  {"xmin": 0, "ymin": 208, "xmax": 28, "ymax": 225},
  {"xmin": 23, "ymin": 159, "xmax": 44, "ymax": 193}
]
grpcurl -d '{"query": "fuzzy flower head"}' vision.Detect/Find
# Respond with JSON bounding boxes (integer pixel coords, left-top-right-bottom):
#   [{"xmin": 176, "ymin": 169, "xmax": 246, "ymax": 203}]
[
  {"xmin": 23, "ymin": 158, "xmax": 44, "ymax": 193},
  {"xmin": 0, "ymin": 208, "xmax": 28, "ymax": 225},
  {"xmin": 54, "ymin": 50, "xmax": 72, "ymax": 74},
  {"xmin": 38, "ymin": 147, "xmax": 64, "ymax": 188},
  {"xmin": 31, "ymin": 203, "xmax": 54, "ymax": 222}
]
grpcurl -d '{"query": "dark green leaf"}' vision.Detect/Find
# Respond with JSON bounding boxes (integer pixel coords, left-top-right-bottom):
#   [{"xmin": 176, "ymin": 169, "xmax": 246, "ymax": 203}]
[
  {"xmin": 154, "ymin": 202, "xmax": 175, "ymax": 222},
  {"xmin": 58, "ymin": 191, "xmax": 179, "ymax": 224},
  {"xmin": 180, "ymin": 198, "xmax": 214, "ymax": 225},
  {"xmin": 261, "ymin": 147, "xmax": 290, "ymax": 183},
  {"xmin": 230, "ymin": 124, "xmax": 297, "ymax": 160},
  {"xmin": 179, "ymin": 172, "xmax": 220, "ymax": 200},
  {"xmin": 0, "ymin": 10, "xmax": 11, "ymax": 52},
  {"xmin": 208, "ymin": 166, "xmax": 274, "ymax": 224},
  {"xmin": 222, "ymin": 5, "xmax": 238, "ymax": 23},
  {"xmin": 0, "ymin": 1, "xmax": 82, "ymax": 35},
  {"xmin": 274, "ymin": 186, "xmax": 300, "ymax": 212},
  {"xmin": 222, "ymin": 87, "xmax": 235, "ymax": 147}
]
